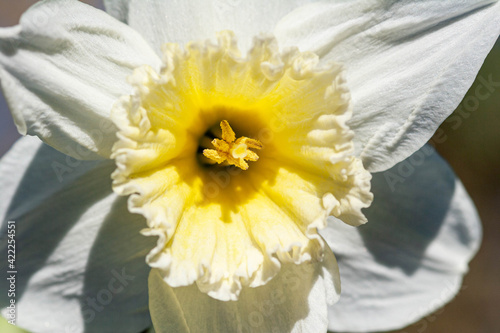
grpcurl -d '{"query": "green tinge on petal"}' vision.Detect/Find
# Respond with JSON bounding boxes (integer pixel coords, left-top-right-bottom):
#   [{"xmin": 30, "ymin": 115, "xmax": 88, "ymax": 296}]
[{"xmin": 149, "ymin": 248, "xmax": 340, "ymax": 333}]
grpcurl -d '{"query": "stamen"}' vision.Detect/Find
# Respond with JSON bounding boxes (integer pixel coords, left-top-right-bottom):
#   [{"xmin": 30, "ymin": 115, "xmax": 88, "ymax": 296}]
[{"xmin": 203, "ymin": 120, "xmax": 262, "ymax": 170}]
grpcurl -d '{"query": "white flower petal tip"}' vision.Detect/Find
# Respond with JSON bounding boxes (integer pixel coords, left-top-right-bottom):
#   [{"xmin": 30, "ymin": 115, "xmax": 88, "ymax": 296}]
[
  {"xmin": 275, "ymin": 0, "xmax": 500, "ymax": 172},
  {"xmin": 110, "ymin": 31, "xmax": 372, "ymax": 301},
  {"xmin": 0, "ymin": 0, "xmax": 160, "ymax": 160},
  {"xmin": 148, "ymin": 247, "xmax": 340, "ymax": 333},
  {"xmin": 322, "ymin": 145, "xmax": 482, "ymax": 332}
]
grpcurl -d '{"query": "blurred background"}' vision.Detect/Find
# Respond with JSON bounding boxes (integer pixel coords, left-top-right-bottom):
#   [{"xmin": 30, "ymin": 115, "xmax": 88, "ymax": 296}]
[{"xmin": 0, "ymin": 1, "xmax": 498, "ymax": 333}]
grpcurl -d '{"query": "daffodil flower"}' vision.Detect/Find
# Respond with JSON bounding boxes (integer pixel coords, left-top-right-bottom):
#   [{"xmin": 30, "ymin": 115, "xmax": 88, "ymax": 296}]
[{"xmin": 0, "ymin": 1, "xmax": 498, "ymax": 333}]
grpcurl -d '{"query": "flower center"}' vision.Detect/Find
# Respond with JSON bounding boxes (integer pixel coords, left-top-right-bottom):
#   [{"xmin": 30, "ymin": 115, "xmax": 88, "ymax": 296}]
[{"xmin": 202, "ymin": 120, "xmax": 262, "ymax": 170}]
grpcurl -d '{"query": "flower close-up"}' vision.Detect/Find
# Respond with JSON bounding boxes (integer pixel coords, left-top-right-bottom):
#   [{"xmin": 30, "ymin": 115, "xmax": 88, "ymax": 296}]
[{"xmin": 0, "ymin": 1, "xmax": 499, "ymax": 333}]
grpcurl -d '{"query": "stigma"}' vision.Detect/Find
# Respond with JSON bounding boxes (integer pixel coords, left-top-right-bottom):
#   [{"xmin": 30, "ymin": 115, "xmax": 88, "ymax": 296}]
[{"xmin": 203, "ymin": 120, "xmax": 262, "ymax": 170}]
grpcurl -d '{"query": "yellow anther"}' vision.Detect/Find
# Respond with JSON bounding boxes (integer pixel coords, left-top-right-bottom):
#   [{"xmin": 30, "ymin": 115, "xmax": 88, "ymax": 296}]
[{"xmin": 203, "ymin": 120, "xmax": 262, "ymax": 170}]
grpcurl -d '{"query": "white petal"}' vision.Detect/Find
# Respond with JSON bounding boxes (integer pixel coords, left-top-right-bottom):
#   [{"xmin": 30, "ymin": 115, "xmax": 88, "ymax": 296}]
[
  {"xmin": 0, "ymin": 92, "xmax": 19, "ymax": 157},
  {"xmin": 275, "ymin": 1, "xmax": 500, "ymax": 172},
  {"xmin": 104, "ymin": 0, "xmax": 318, "ymax": 54},
  {"xmin": 0, "ymin": 138, "xmax": 155, "ymax": 333},
  {"xmin": 149, "ymin": 248, "xmax": 340, "ymax": 333},
  {"xmin": 0, "ymin": 0, "xmax": 161, "ymax": 160},
  {"xmin": 0, "ymin": 136, "xmax": 43, "ymax": 218},
  {"xmin": 102, "ymin": 0, "xmax": 130, "ymax": 23},
  {"xmin": 321, "ymin": 145, "xmax": 481, "ymax": 332}
]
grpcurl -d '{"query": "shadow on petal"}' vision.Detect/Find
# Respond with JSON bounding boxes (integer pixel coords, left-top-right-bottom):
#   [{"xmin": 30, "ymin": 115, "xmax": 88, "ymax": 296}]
[
  {"xmin": 0, "ymin": 142, "xmax": 107, "ymax": 308},
  {"xmin": 358, "ymin": 145, "xmax": 455, "ymax": 275},
  {"xmin": 323, "ymin": 145, "xmax": 481, "ymax": 332},
  {"xmin": 0, "ymin": 138, "xmax": 154, "ymax": 332},
  {"xmin": 82, "ymin": 196, "xmax": 155, "ymax": 333}
]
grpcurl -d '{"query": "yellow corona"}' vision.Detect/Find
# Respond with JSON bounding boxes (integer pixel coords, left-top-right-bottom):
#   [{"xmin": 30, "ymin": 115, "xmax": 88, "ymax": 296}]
[{"xmin": 110, "ymin": 31, "xmax": 372, "ymax": 301}]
